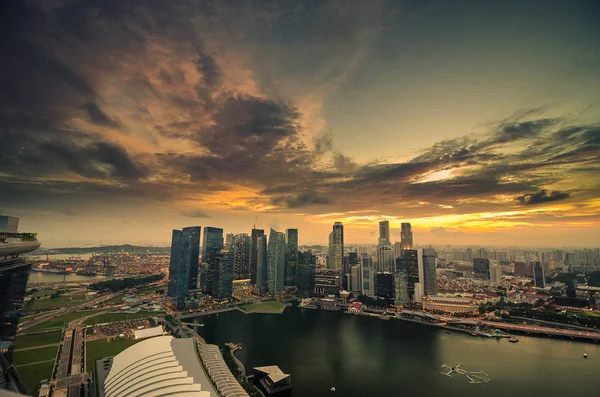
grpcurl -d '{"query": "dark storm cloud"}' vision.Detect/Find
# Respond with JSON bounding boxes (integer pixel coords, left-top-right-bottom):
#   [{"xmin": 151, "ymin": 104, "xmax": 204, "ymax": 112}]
[
  {"xmin": 80, "ymin": 102, "xmax": 121, "ymax": 128},
  {"xmin": 271, "ymin": 191, "xmax": 333, "ymax": 209},
  {"xmin": 516, "ymin": 190, "xmax": 571, "ymax": 206},
  {"xmin": 180, "ymin": 209, "xmax": 211, "ymax": 218}
]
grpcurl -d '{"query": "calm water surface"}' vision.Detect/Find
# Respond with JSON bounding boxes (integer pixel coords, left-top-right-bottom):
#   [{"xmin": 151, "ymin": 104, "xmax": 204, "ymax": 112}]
[{"xmin": 187, "ymin": 306, "xmax": 600, "ymax": 397}]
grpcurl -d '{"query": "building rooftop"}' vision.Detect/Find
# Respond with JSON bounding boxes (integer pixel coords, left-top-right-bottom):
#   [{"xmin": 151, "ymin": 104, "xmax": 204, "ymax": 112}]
[{"xmin": 253, "ymin": 366, "xmax": 289, "ymax": 383}]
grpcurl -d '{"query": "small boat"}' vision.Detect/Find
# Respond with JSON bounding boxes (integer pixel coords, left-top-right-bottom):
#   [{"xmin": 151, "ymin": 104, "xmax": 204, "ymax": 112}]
[
  {"xmin": 583, "ymin": 353, "xmax": 588, "ymax": 358},
  {"xmin": 331, "ymin": 387, "xmax": 336, "ymax": 392},
  {"xmin": 471, "ymin": 332, "xmax": 478, "ymax": 337},
  {"xmin": 444, "ymin": 331, "xmax": 452, "ymax": 335},
  {"xmin": 508, "ymin": 337, "xmax": 519, "ymax": 343}
]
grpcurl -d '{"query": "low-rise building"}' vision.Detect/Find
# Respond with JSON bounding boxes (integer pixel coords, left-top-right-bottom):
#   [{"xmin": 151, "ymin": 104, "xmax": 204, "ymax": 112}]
[{"xmin": 422, "ymin": 296, "xmax": 478, "ymax": 314}]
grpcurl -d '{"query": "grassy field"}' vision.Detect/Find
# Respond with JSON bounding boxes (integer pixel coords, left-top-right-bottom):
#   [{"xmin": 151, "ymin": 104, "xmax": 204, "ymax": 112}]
[
  {"xmin": 12, "ymin": 346, "xmax": 58, "ymax": 366},
  {"xmin": 82, "ymin": 311, "xmax": 162, "ymax": 326},
  {"xmin": 23, "ymin": 309, "xmax": 105, "ymax": 333},
  {"xmin": 14, "ymin": 331, "xmax": 62, "ymax": 350},
  {"xmin": 14, "ymin": 360, "xmax": 54, "ymax": 395},
  {"xmin": 85, "ymin": 338, "xmax": 140, "ymax": 371},
  {"xmin": 24, "ymin": 294, "xmax": 87, "ymax": 311},
  {"xmin": 239, "ymin": 300, "xmax": 287, "ymax": 314}
]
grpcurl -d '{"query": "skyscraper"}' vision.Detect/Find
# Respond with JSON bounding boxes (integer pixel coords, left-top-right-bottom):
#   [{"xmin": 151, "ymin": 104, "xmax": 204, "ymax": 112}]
[
  {"xmin": 213, "ymin": 249, "xmax": 234, "ymax": 299},
  {"xmin": 361, "ymin": 255, "xmax": 375, "ymax": 297},
  {"xmin": 376, "ymin": 272, "xmax": 394, "ymax": 303},
  {"xmin": 171, "ymin": 226, "xmax": 201, "ymax": 310},
  {"xmin": 232, "ymin": 233, "xmax": 251, "ymax": 279},
  {"xmin": 256, "ymin": 234, "xmax": 268, "ymax": 295},
  {"xmin": 167, "ymin": 230, "xmax": 182, "ymax": 298},
  {"xmin": 379, "ymin": 220, "xmax": 390, "ymax": 243},
  {"xmin": 400, "ymin": 223, "xmax": 413, "ymax": 250},
  {"xmin": 418, "ymin": 248, "xmax": 437, "ymax": 297},
  {"xmin": 267, "ymin": 229, "xmax": 285, "ymax": 294},
  {"xmin": 376, "ymin": 238, "xmax": 394, "ymax": 273},
  {"xmin": 490, "ymin": 265, "xmax": 503, "ymax": 284},
  {"xmin": 400, "ymin": 250, "xmax": 419, "ymax": 302},
  {"xmin": 284, "ymin": 229, "xmax": 299, "ymax": 288},
  {"xmin": 350, "ymin": 264, "xmax": 362, "ymax": 294},
  {"xmin": 0, "ymin": 216, "xmax": 40, "ymax": 362},
  {"xmin": 328, "ymin": 222, "xmax": 344, "ymax": 271},
  {"xmin": 394, "ymin": 271, "xmax": 410, "ymax": 306},
  {"xmin": 296, "ymin": 251, "xmax": 316, "ymax": 298},
  {"xmin": 533, "ymin": 262, "xmax": 545, "ymax": 288},
  {"xmin": 250, "ymin": 228, "xmax": 265, "ymax": 284},
  {"xmin": 202, "ymin": 227, "xmax": 223, "ymax": 296},
  {"xmin": 473, "ymin": 258, "xmax": 491, "ymax": 280}
]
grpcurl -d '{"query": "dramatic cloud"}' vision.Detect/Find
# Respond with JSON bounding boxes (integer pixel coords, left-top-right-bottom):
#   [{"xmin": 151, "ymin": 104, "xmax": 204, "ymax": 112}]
[
  {"xmin": 181, "ymin": 210, "xmax": 211, "ymax": 218},
  {"xmin": 516, "ymin": 190, "xmax": 572, "ymax": 206}
]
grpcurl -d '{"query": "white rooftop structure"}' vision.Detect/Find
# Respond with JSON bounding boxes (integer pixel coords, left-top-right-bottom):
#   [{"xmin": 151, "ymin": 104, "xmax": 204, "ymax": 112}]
[
  {"xmin": 133, "ymin": 325, "xmax": 164, "ymax": 340},
  {"xmin": 104, "ymin": 336, "xmax": 217, "ymax": 397},
  {"xmin": 253, "ymin": 366, "xmax": 289, "ymax": 383}
]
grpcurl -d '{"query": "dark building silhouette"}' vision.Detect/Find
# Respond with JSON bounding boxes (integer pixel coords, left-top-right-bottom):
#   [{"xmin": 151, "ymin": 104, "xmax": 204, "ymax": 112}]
[
  {"xmin": 284, "ymin": 229, "xmax": 298, "ymax": 288},
  {"xmin": 473, "ymin": 258, "xmax": 491, "ymax": 280},
  {"xmin": 376, "ymin": 272, "xmax": 394, "ymax": 303},
  {"xmin": 250, "ymin": 228, "xmax": 265, "ymax": 284}
]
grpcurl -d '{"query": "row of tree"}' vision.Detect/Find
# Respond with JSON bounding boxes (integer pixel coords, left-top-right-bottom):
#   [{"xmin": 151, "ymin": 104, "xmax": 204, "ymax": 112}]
[{"xmin": 87, "ymin": 273, "xmax": 164, "ymax": 292}]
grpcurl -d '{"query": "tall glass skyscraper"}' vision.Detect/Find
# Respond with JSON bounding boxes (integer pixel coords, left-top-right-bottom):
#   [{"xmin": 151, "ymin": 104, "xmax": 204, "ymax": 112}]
[
  {"xmin": 202, "ymin": 227, "xmax": 224, "ymax": 296},
  {"xmin": 250, "ymin": 228, "xmax": 265, "ymax": 284},
  {"xmin": 256, "ymin": 234, "xmax": 268, "ymax": 294},
  {"xmin": 213, "ymin": 249, "xmax": 234, "ymax": 299},
  {"xmin": 0, "ymin": 216, "xmax": 40, "ymax": 361},
  {"xmin": 418, "ymin": 248, "xmax": 437, "ymax": 297},
  {"xmin": 284, "ymin": 229, "xmax": 298, "ymax": 287},
  {"xmin": 167, "ymin": 226, "xmax": 200, "ymax": 310},
  {"xmin": 400, "ymin": 223, "xmax": 413, "ymax": 250},
  {"xmin": 398, "ymin": 250, "xmax": 419, "ymax": 302},
  {"xmin": 328, "ymin": 222, "xmax": 344, "ymax": 271},
  {"xmin": 233, "ymin": 233, "xmax": 251, "ymax": 280},
  {"xmin": 267, "ymin": 229, "xmax": 285, "ymax": 294},
  {"xmin": 379, "ymin": 220, "xmax": 390, "ymax": 243}
]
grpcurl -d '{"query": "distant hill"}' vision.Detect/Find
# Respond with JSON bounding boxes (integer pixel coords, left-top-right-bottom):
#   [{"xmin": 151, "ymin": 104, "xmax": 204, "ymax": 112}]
[{"xmin": 46, "ymin": 244, "xmax": 170, "ymax": 254}]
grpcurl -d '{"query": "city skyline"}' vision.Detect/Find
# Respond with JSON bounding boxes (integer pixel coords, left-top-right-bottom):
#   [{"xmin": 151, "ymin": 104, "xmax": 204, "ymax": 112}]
[{"xmin": 2, "ymin": 1, "xmax": 600, "ymax": 248}]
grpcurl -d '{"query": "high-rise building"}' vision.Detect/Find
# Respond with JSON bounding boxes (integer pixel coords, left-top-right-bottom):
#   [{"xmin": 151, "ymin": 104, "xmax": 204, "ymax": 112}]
[
  {"xmin": 400, "ymin": 223, "xmax": 413, "ymax": 250},
  {"xmin": 256, "ymin": 235, "xmax": 268, "ymax": 295},
  {"xmin": 379, "ymin": 220, "xmax": 390, "ymax": 243},
  {"xmin": 473, "ymin": 258, "xmax": 491, "ymax": 280},
  {"xmin": 328, "ymin": 222, "xmax": 344, "ymax": 271},
  {"xmin": 376, "ymin": 272, "xmax": 394, "ymax": 303},
  {"xmin": 465, "ymin": 247, "xmax": 473, "ymax": 263},
  {"xmin": 267, "ymin": 229, "xmax": 285, "ymax": 294},
  {"xmin": 202, "ymin": 227, "xmax": 224, "ymax": 261},
  {"xmin": 413, "ymin": 282, "xmax": 424, "ymax": 303},
  {"xmin": 297, "ymin": 251, "xmax": 316, "ymax": 298},
  {"xmin": 376, "ymin": 238, "xmax": 394, "ymax": 273},
  {"xmin": 533, "ymin": 262, "xmax": 545, "ymax": 288},
  {"xmin": 225, "ymin": 233, "xmax": 234, "ymax": 247},
  {"xmin": 250, "ymin": 228, "xmax": 265, "ymax": 284},
  {"xmin": 167, "ymin": 230, "xmax": 182, "ymax": 298},
  {"xmin": 171, "ymin": 226, "xmax": 201, "ymax": 309},
  {"xmin": 213, "ymin": 249, "xmax": 234, "ymax": 299},
  {"xmin": 361, "ymin": 255, "xmax": 375, "ymax": 297},
  {"xmin": 490, "ymin": 265, "xmax": 503, "ymax": 284},
  {"xmin": 350, "ymin": 264, "xmax": 361, "ymax": 294},
  {"xmin": 394, "ymin": 271, "xmax": 410, "ymax": 307},
  {"xmin": 394, "ymin": 242, "xmax": 402, "ymax": 258},
  {"xmin": 348, "ymin": 251, "xmax": 358, "ymax": 266},
  {"xmin": 284, "ymin": 229, "xmax": 299, "ymax": 288},
  {"xmin": 232, "ymin": 233, "xmax": 251, "ymax": 279},
  {"xmin": 0, "ymin": 216, "xmax": 40, "ymax": 362},
  {"xmin": 418, "ymin": 248, "xmax": 437, "ymax": 297},
  {"xmin": 398, "ymin": 250, "xmax": 419, "ymax": 302}
]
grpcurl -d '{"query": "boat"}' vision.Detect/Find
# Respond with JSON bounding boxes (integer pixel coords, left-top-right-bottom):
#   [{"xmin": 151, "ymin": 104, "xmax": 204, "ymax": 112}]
[
  {"xmin": 444, "ymin": 331, "xmax": 452, "ymax": 335},
  {"xmin": 583, "ymin": 353, "xmax": 588, "ymax": 358},
  {"xmin": 31, "ymin": 267, "xmax": 72, "ymax": 274},
  {"xmin": 508, "ymin": 337, "xmax": 519, "ymax": 343},
  {"xmin": 471, "ymin": 332, "xmax": 478, "ymax": 337},
  {"xmin": 380, "ymin": 314, "xmax": 391, "ymax": 320}
]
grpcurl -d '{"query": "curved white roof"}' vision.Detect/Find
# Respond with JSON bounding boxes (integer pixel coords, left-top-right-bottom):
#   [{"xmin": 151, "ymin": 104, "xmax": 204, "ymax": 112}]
[{"xmin": 104, "ymin": 336, "xmax": 213, "ymax": 397}]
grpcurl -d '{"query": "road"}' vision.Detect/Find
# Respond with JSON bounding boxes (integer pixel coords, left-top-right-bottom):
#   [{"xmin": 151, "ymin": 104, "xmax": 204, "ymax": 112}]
[{"xmin": 482, "ymin": 321, "xmax": 600, "ymax": 341}]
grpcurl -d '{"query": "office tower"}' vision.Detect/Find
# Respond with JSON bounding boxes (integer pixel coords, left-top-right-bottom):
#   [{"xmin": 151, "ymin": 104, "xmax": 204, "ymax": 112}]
[
  {"xmin": 394, "ymin": 271, "xmax": 410, "ymax": 306},
  {"xmin": 533, "ymin": 262, "xmax": 545, "ymax": 288},
  {"xmin": 327, "ymin": 222, "xmax": 344, "ymax": 271},
  {"xmin": 475, "ymin": 248, "xmax": 488, "ymax": 259},
  {"xmin": 250, "ymin": 228, "xmax": 265, "ymax": 284},
  {"xmin": 399, "ymin": 250, "xmax": 419, "ymax": 301},
  {"xmin": 256, "ymin": 235, "xmax": 268, "ymax": 295},
  {"xmin": 0, "ymin": 216, "xmax": 40, "ymax": 362},
  {"xmin": 213, "ymin": 249, "xmax": 234, "ymax": 299},
  {"xmin": 376, "ymin": 238, "xmax": 394, "ymax": 273},
  {"xmin": 172, "ymin": 226, "xmax": 201, "ymax": 309},
  {"xmin": 202, "ymin": 227, "xmax": 224, "ymax": 260},
  {"xmin": 167, "ymin": 230, "xmax": 182, "ymax": 298},
  {"xmin": 394, "ymin": 242, "xmax": 402, "ymax": 258},
  {"xmin": 490, "ymin": 265, "xmax": 503, "ymax": 284},
  {"xmin": 284, "ymin": 229, "xmax": 299, "ymax": 287},
  {"xmin": 225, "ymin": 233, "xmax": 234, "ymax": 247},
  {"xmin": 473, "ymin": 258, "xmax": 491, "ymax": 280},
  {"xmin": 361, "ymin": 255, "xmax": 375, "ymax": 297},
  {"xmin": 400, "ymin": 223, "xmax": 413, "ymax": 250},
  {"xmin": 465, "ymin": 247, "xmax": 473, "ymax": 263},
  {"xmin": 232, "ymin": 233, "xmax": 251, "ymax": 279},
  {"xmin": 376, "ymin": 272, "xmax": 394, "ymax": 303},
  {"xmin": 297, "ymin": 251, "xmax": 316, "ymax": 298},
  {"xmin": 267, "ymin": 229, "xmax": 285, "ymax": 294},
  {"xmin": 413, "ymin": 282, "xmax": 424, "ymax": 303},
  {"xmin": 314, "ymin": 269, "xmax": 340, "ymax": 296},
  {"xmin": 350, "ymin": 264, "xmax": 361, "ymax": 294},
  {"xmin": 379, "ymin": 220, "xmax": 390, "ymax": 243},
  {"xmin": 349, "ymin": 251, "xmax": 358, "ymax": 266},
  {"xmin": 418, "ymin": 248, "xmax": 437, "ymax": 297}
]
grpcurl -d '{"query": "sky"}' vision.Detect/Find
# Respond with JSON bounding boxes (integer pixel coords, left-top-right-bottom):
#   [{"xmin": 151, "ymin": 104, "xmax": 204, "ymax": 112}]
[{"xmin": 1, "ymin": 0, "xmax": 600, "ymax": 248}]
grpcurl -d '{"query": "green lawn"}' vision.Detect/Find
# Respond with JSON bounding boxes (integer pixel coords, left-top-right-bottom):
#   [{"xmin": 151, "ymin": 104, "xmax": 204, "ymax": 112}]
[
  {"xmin": 82, "ymin": 311, "xmax": 162, "ymax": 326},
  {"xmin": 14, "ymin": 360, "xmax": 54, "ymax": 396},
  {"xmin": 14, "ymin": 331, "xmax": 62, "ymax": 350},
  {"xmin": 584, "ymin": 311, "xmax": 600, "ymax": 317},
  {"xmin": 12, "ymin": 346, "xmax": 57, "ymax": 366},
  {"xmin": 85, "ymin": 338, "xmax": 141, "ymax": 371},
  {"xmin": 24, "ymin": 294, "xmax": 87, "ymax": 311},
  {"xmin": 23, "ymin": 309, "xmax": 105, "ymax": 333},
  {"xmin": 239, "ymin": 300, "xmax": 287, "ymax": 314}
]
